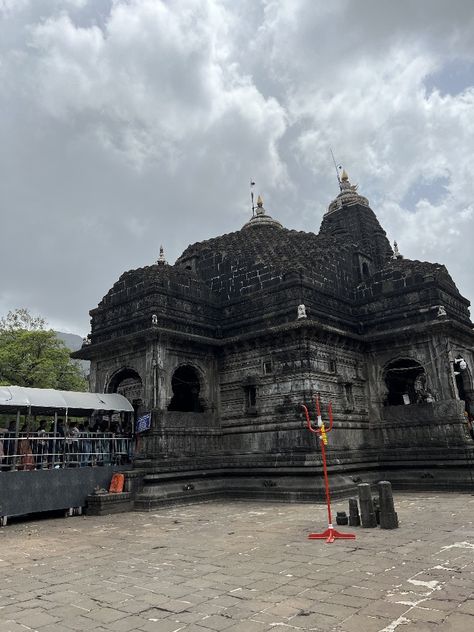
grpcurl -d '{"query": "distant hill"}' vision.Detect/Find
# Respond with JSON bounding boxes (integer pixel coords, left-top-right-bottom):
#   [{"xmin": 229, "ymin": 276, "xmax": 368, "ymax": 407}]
[
  {"xmin": 55, "ymin": 331, "xmax": 90, "ymax": 379},
  {"xmin": 54, "ymin": 331, "xmax": 82, "ymax": 351},
  {"xmin": 55, "ymin": 332, "xmax": 84, "ymax": 351}
]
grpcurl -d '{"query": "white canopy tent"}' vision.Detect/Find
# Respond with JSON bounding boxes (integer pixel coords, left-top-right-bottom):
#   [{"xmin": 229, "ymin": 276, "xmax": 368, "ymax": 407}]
[
  {"xmin": 0, "ymin": 386, "xmax": 135, "ymax": 466},
  {"xmin": 0, "ymin": 386, "xmax": 134, "ymax": 414},
  {"xmin": 0, "ymin": 387, "xmax": 135, "ymax": 524}
]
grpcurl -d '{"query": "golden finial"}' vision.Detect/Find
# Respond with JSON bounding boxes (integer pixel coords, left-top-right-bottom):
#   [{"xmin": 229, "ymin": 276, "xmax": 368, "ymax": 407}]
[
  {"xmin": 341, "ymin": 169, "xmax": 349, "ymax": 181},
  {"xmin": 257, "ymin": 195, "xmax": 264, "ymax": 207}
]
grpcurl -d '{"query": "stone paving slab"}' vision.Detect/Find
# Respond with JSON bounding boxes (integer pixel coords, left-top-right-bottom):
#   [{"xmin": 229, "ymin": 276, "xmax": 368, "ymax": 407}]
[{"xmin": 0, "ymin": 493, "xmax": 473, "ymax": 631}]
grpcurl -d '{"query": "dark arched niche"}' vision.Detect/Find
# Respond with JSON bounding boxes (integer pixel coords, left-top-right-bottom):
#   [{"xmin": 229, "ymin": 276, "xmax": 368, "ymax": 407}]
[
  {"xmin": 384, "ymin": 359, "xmax": 425, "ymax": 406},
  {"xmin": 108, "ymin": 368, "xmax": 143, "ymax": 397},
  {"xmin": 168, "ymin": 365, "xmax": 204, "ymax": 412},
  {"xmin": 105, "ymin": 368, "xmax": 143, "ymax": 430}
]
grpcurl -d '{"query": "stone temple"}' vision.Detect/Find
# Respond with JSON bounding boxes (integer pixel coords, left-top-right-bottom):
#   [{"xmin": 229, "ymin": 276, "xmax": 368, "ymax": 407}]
[{"xmin": 74, "ymin": 172, "xmax": 474, "ymax": 507}]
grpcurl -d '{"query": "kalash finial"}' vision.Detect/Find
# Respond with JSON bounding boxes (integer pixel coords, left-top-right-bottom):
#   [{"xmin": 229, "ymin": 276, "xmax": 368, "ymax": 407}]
[
  {"xmin": 326, "ymin": 164, "xmax": 368, "ymax": 214},
  {"xmin": 339, "ymin": 168, "xmax": 355, "ymax": 192},
  {"xmin": 242, "ymin": 192, "xmax": 283, "ymax": 230},
  {"xmin": 392, "ymin": 240, "xmax": 403, "ymax": 260},
  {"xmin": 157, "ymin": 244, "xmax": 167, "ymax": 265}
]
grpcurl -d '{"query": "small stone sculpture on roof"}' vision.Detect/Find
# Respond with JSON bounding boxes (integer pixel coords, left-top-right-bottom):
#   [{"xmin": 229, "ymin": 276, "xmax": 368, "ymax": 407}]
[{"xmin": 297, "ymin": 304, "xmax": 307, "ymax": 320}]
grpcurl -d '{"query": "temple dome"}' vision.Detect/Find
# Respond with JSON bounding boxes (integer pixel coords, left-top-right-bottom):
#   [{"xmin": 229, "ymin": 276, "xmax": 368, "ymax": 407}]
[
  {"xmin": 326, "ymin": 170, "xmax": 369, "ymax": 214},
  {"xmin": 241, "ymin": 195, "xmax": 283, "ymax": 230}
]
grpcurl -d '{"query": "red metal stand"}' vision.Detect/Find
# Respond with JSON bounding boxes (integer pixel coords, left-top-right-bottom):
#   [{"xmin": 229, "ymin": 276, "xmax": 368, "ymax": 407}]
[{"xmin": 302, "ymin": 397, "xmax": 356, "ymax": 544}]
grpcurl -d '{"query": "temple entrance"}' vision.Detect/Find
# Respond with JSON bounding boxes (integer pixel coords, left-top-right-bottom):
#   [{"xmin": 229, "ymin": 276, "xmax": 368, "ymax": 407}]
[
  {"xmin": 107, "ymin": 368, "xmax": 143, "ymax": 420},
  {"xmin": 168, "ymin": 365, "xmax": 204, "ymax": 412},
  {"xmin": 384, "ymin": 359, "xmax": 426, "ymax": 406}
]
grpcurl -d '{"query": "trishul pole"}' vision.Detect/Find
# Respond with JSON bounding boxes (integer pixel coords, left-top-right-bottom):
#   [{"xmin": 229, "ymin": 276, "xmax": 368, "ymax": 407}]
[{"xmin": 302, "ymin": 397, "xmax": 356, "ymax": 543}]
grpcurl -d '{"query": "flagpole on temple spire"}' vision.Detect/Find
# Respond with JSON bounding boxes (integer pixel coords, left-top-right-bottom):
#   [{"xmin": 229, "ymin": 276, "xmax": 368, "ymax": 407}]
[
  {"xmin": 330, "ymin": 148, "xmax": 342, "ymax": 189},
  {"xmin": 250, "ymin": 179, "xmax": 256, "ymax": 217}
]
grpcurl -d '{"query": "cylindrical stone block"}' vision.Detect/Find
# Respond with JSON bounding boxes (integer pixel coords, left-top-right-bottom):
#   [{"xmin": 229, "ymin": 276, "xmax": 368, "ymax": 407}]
[
  {"xmin": 358, "ymin": 483, "xmax": 377, "ymax": 528},
  {"xmin": 373, "ymin": 497, "xmax": 380, "ymax": 525},
  {"xmin": 378, "ymin": 481, "xmax": 399, "ymax": 529},
  {"xmin": 348, "ymin": 497, "xmax": 360, "ymax": 527}
]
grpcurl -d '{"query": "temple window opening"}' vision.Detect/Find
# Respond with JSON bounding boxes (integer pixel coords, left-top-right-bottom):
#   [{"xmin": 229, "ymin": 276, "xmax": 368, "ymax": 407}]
[
  {"xmin": 384, "ymin": 359, "xmax": 425, "ymax": 406},
  {"xmin": 168, "ymin": 365, "xmax": 204, "ymax": 412}
]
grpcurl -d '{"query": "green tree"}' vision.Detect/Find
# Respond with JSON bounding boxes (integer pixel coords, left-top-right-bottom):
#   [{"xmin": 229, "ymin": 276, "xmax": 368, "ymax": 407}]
[{"xmin": 0, "ymin": 309, "xmax": 87, "ymax": 391}]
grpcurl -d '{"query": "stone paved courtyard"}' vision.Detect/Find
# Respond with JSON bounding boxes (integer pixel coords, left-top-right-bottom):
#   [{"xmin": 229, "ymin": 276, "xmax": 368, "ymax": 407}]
[{"xmin": 1, "ymin": 493, "xmax": 474, "ymax": 632}]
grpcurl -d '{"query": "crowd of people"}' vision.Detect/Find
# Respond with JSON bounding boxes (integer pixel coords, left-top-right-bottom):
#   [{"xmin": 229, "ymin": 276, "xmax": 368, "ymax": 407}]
[{"xmin": 0, "ymin": 418, "xmax": 133, "ymax": 471}]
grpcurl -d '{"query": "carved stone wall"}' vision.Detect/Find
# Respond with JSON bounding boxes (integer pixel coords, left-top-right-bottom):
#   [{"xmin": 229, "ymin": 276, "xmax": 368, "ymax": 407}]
[
  {"xmin": 218, "ymin": 330, "xmax": 369, "ymax": 455},
  {"xmin": 73, "ymin": 179, "xmax": 474, "ymax": 494}
]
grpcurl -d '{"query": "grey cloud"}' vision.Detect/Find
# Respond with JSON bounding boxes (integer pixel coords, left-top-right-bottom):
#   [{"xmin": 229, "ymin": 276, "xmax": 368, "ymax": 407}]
[{"xmin": 0, "ymin": 0, "xmax": 473, "ymax": 334}]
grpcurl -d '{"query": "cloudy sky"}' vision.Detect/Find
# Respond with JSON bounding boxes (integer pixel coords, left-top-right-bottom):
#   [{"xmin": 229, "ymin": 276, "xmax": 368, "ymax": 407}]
[{"xmin": 1, "ymin": 0, "xmax": 473, "ymax": 335}]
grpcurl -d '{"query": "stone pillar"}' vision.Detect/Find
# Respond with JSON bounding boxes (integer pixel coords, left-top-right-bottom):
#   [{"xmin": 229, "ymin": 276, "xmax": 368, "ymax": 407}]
[
  {"xmin": 89, "ymin": 362, "xmax": 99, "ymax": 393},
  {"xmin": 378, "ymin": 481, "xmax": 399, "ymax": 529},
  {"xmin": 348, "ymin": 497, "xmax": 360, "ymax": 527},
  {"xmin": 358, "ymin": 483, "xmax": 377, "ymax": 528}
]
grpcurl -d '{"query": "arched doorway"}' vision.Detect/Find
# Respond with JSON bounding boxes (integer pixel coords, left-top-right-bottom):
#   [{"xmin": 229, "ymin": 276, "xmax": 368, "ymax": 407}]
[
  {"xmin": 383, "ymin": 358, "xmax": 427, "ymax": 406},
  {"xmin": 108, "ymin": 368, "xmax": 143, "ymax": 400},
  {"xmin": 108, "ymin": 368, "xmax": 143, "ymax": 422},
  {"xmin": 168, "ymin": 365, "xmax": 204, "ymax": 412}
]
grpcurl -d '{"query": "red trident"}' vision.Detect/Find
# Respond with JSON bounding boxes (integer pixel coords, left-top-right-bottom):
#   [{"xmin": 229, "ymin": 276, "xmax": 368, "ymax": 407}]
[{"xmin": 302, "ymin": 397, "xmax": 356, "ymax": 543}]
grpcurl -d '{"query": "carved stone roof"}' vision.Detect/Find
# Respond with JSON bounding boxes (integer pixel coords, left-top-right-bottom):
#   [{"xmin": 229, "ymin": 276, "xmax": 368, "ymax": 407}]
[
  {"xmin": 176, "ymin": 224, "xmax": 350, "ymax": 298},
  {"xmin": 82, "ymin": 181, "xmax": 471, "ymax": 347},
  {"xmin": 97, "ymin": 262, "xmax": 216, "ymax": 309}
]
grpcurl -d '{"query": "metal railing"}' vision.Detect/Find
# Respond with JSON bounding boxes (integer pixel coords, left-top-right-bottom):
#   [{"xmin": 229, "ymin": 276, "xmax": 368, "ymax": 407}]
[{"xmin": 0, "ymin": 433, "xmax": 133, "ymax": 471}]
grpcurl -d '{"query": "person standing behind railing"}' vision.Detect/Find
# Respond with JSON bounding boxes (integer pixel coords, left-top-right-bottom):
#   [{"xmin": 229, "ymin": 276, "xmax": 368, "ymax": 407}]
[
  {"xmin": 66, "ymin": 422, "xmax": 80, "ymax": 466},
  {"xmin": 81, "ymin": 420, "xmax": 93, "ymax": 466},
  {"xmin": 46, "ymin": 420, "xmax": 54, "ymax": 468},
  {"xmin": 0, "ymin": 424, "xmax": 8, "ymax": 470},
  {"xmin": 97, "ymin": 419, "xmax": 109, "ymax": 465},
  {"xmin": 18, "ymin": 423, "xmax": 34, "ymax": 471},
  {"xmin": 89, "ymin": 419, "xmax": 99, "ymax": 465},
  {"xmin": 5, "ymin": 421, "xmax": 16, "ymax": 469},
  {"xmin": 77, "ymin": 422, "xmax": 85, "ymax": 466},
  {"xmin": 35, "ymin": 420, "xmax": 49, "ymax": 469},
  {"xmin": 56, "ymin": 419, "xmax": 65, "ymax": 467},
  {"xmin": 110, "ymin": 421, "xmax": 120, "ymax": 465}
]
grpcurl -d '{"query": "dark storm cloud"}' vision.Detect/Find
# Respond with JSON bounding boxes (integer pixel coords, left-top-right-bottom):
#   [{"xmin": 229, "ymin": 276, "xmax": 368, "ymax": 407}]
[{"xmin": 0, "ymin": 0, "xmax": 473, "ymax": 333}]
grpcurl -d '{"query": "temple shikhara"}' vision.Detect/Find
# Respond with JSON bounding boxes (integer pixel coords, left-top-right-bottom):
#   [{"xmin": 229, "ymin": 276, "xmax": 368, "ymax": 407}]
[{"xmin": 75, "ymin": 172, "xmax": 474, "ymax": 507}]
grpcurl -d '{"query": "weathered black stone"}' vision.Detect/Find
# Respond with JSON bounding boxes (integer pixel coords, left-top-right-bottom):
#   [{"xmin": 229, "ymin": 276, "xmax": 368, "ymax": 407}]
[
  {"xmin": 378, "ymin": 481, "xmax": 399, "ymax": 529},
  {"xmin": 86, "ymin": 492, "xmax": 133, "ymax": 516},
  {"xmin": 358, "ymin": 484, "xmax": 377, "ymax": 528},
  {"xmin": 336, "ymin": 511, "xmax": 348, "ymax": 525},
  {"xmin": 373, "ymin": 497, "xmax": 381, "ymax": 525},
  {"xmin": 348, "ymin": 497, "xmax": 361, "ymax": 527},
  {"xmin": 70, "ymin": 177, "xmax": 474, "ymax": 508}
]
